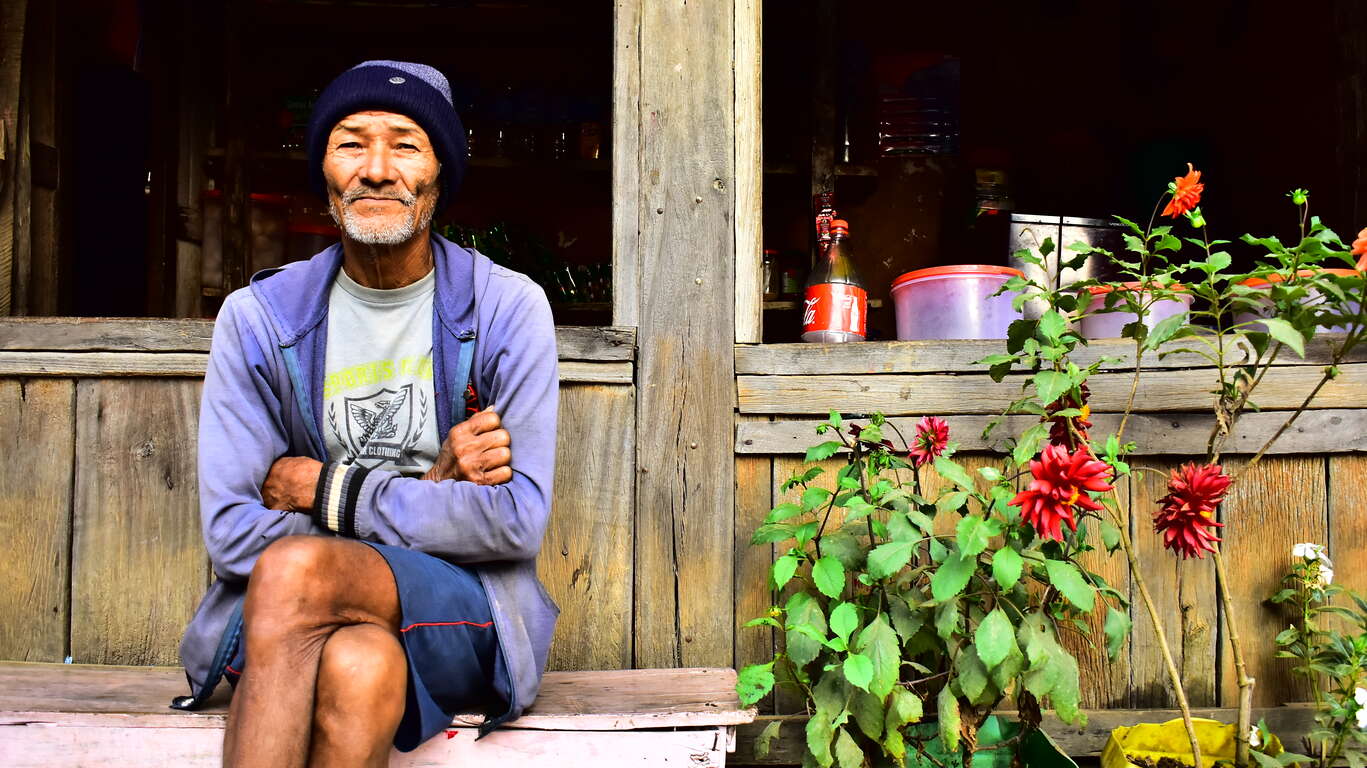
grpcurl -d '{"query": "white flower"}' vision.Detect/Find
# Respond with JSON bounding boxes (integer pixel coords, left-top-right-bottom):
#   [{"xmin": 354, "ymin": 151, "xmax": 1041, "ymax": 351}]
[
  {"xmin": 1248, "ymin": 726, "xmax": 1261, "ymax": 749},
  {"xmin": 1293, "ymin": 542, "xmax": 1326, "ymax": 560},
  {"xmin": 1357, "ymin": 707, "xmax": 1367, "ymax": 731},
  {"xmin": 1318, "ymin": 565, "xmax": 1334, "ymax": 587},
  {"xmin": 1354, "ymin": 687, "xmax": 1367, "ymax": 707}
]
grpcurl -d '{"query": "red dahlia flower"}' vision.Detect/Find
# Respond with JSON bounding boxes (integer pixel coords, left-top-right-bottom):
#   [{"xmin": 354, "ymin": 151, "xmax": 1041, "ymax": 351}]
[
  {"xmin": 1162, "ymin": 163, "xmax": 1205, "ymax": 218},
  {"xmin": 909, "ymin": 415, "xmax": 949, "ymax": 468},
  {"xmin": 1046, "ymin": 383, "xmax": 1092, "ymax": 450},
  {"xmin": 1153, "ymin": 462, "xmax": 1230, "ymax": 559},
  {"xmin": 1010, "ymin": 444, "xmax": 1114, "ymax": 542},
  {"xmin": 1351, "ymin": 227, "xmax": 1367, "ymax": 263}
]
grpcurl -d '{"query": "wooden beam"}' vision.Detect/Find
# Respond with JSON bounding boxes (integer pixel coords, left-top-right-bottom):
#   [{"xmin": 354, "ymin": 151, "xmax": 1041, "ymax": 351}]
[
  {"xmin": 610, "ymin": 0, "xmax": 641, "ymax": 329},
  {"xmin": 736, "ymin": 363, "xmax": 1367, "ymax": 415},
  {"xmin": 0, "ymin": 319, "xmax": 637, "ymax": 360},
  {"xmin": 730, "ymin": 708, "xmax": 1319, "ymax": 764},
  {"xmin": 735, "ymin": 411, "xmax": 1367, "ymax": 456},
  {"xmin": 735, "ymin": 335, "xmax": 1367, "ymax": 376},
  {"xmin": 733, "ymin": 0, "xmax": 762, "ymax": 344},
  {"xmin": 0, "ymin": 0, "xmax": 28, "ymax": 315},
  {"xmin": 21, "ymin": 0, "xmax": 57, "ymax": 315}
]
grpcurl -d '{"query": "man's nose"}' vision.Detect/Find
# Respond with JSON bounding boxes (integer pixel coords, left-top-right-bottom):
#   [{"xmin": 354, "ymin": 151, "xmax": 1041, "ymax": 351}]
[{"xmin": 359, "ymin": 146, "xmax": 398, "ymax": 186}]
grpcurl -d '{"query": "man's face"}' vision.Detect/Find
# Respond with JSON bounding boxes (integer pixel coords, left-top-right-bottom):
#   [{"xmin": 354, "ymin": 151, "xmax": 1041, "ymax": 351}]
[{"xmin": 322, "ymin": 111, "xmax": 441, "ymax": 246}]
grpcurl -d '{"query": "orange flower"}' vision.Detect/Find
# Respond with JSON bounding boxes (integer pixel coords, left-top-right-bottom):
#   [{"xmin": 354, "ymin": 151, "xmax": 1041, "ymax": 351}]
[
  {"xmin": 1162, "ymin": 163, "xmax": 1205, "ymax": 218},
  {"xmin": 1351, "ymin": 227, "xmax": 1367, "ymax": 266}
]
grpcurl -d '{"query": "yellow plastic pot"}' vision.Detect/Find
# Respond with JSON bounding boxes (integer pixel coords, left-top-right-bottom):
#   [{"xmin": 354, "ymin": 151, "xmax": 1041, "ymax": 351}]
[{"xmin": 1101, "ymin": 718, "xmax": 1283, "ymax": 768}]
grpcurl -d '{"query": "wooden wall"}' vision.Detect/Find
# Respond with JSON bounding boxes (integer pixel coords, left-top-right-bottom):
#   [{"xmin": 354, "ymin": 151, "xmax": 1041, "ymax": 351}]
[
  {"xmin": 731, "ymin": 337, "xmax": 1367, "ymax": 711},
  {"xmin": 0, "ymin": 321, "xmax": 637, "ymax": 671}
]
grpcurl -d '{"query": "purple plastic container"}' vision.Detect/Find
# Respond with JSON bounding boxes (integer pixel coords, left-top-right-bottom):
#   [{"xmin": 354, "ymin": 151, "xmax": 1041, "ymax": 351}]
[
  {"xmin": 890, "ymin": 265, "xmax": 1024, "ymax": 340},
  {"xmin": 1080, "ymin": 284, "xmax": 1192, "ymax": 339}
]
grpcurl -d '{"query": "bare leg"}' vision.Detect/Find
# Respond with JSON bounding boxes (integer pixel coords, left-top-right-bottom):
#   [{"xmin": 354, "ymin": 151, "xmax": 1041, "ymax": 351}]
[
  {"xmin": 306, "ymin": 623, "xmax": 407, "ymax": 768},
  {"xmin": 222, "ymin": 536, "xmax": 402, "ymax": 768}
]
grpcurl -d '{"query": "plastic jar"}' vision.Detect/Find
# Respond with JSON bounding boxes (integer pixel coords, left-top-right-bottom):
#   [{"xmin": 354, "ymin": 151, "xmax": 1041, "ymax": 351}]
[
  {"xmin": 1080, "ymin": 282, "xmax": 1192, "ymax": 339},
  {"xmin": 890, "ymin": 265, "xmax": 1024, "ymax": 340},
  {"xmin": 1234, "ymin": 269, "xmax": 1361, "ymax": 335}
]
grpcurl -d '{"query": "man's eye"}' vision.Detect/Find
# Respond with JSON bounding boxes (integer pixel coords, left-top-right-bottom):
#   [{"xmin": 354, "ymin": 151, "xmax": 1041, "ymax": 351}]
[
  {"xmin": 336, "ymin": 141, "xmax": 361, "ymax": 149},
  {"xmin": 397, "ymin": 143, "xmax": 418, "ymax": 151}
]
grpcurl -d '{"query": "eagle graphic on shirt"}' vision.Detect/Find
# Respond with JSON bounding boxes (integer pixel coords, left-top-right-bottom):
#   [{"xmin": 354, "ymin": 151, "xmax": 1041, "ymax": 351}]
[{"xmin": 336, "ymin": 384, "xmax": 424, "ymax": 468}]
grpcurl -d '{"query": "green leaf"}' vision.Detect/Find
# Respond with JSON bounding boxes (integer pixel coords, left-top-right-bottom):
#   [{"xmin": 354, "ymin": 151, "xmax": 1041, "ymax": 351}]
[
  {"xmin": 936, "ymin": 490, "xmax": 970, "ymax": 514},
  {"xmin": 1100, "ymin": 520, "xmax": 1122, "ymax": 554},
  {"xmin": 1143, "ymin": 311, "xmax": 1188, "ymax": 351},
  {"xmin": 989, "ymin": 644, "xmax": 1026, "ymax": 692},
  {"xmin": 803, "ymin": 486, "xmax": 834, "ymax": 512},
  {"xmin": 772, "ymin": 554, "xmax": 800, "ymax": 589},
  {"xmin": 978, "ymin": 466, "xmax": 1004, "ymax": 484},
  {"xmin": 805, "ymin": 441, "xmax": 844, "ymax": 463},
  {"xmin": 934, "ymin": 456, "xmax": 976, "ymax": 492},
  {"xmin": 867, "ymin": 540, "xmax": 915, "ymax": 580},
  {"xmin": 888, "ymin": 593, "xmax": 925, "ymax": 644},
  {"xmin": 931, "ymin": 552, "xmax": 976, "ymax": 602},
  {"xmin": 934, "ymin": 598, "xmax": 960, "ymax": 641},
  {"xmin": 1013, "ymin": 422, "xmax": 1050, "ymax": 466},
  {"xmin": 1044, "ymin": 559, "xmax": 1096, "ymax": 612},
  {"xmin": 830, "ymin": 601, "xmax": 860, "ymax": 644},
  {"xmin": 785, "ymin": 592, "xmax": 828, "ymax": 667},
  {"xmin": 822, "ymin": 528, "xmax": 866, "ymax": 570},
  {"xmin": 812, "ymin": 556, "xmax": 846, "ymax": 599},
  {"xmin": 813, "ymin": 670, "xmax": 848, "ymax": 717},
  {"xmin": 736, "ymin": 662, "xmax": 775, "ymax": 707},
  {"xmin": 956, "ymin": 516, "xmax": 993, "ymax": 557},
  {"xmin": 937, "ymin": 685, "xmax": 961, "ymax": 754},
  {"xmin": 974, "ymin": 608, "xmax": 1017, "ymax": 668},
  {"xmin": 1104, "ymin": 606, "xmax": 1131, "ymax": 661},
  {"xmin": 1259, "ymin": 317, "xmax": 1307, "ymax": 358},
  {"xmin": 992, "ymin": 547, "xmax": 1023, "ymax": 590},
  {"xmin": 843, "ymin": 652, "xmax": 874, "ymax": 691},
  {"xmin": 834, "ymin": 728, "xmax": 863, "ymax": 768},
  {"xmin": 754, "ymin": 720, "xmax": 783, "ymax": 759},
  {"xmin": 795, "ymin": 521, "xmax": 820, "ymax": 546},
  {"xmin": 764, "ymin": 502, "xmax": 804, "ymax": 524},
  {"xmin": 955, "ymin": 644, "xmax": 991, "ymax": 702},
  {"xmin": 828, "ymin": 410, "xmax": 843, "ymax": 430},
  {"xmin": 854, "ymin": 613, "xmax": 901, "ymax": 699},
  {"xmin": 806, "ymin": 712, "xmax": 836, "ymax": 768},
  {"xmin": 1051, "ymin": 651, "xmax": 1084, "ymax": 726},
  {"xmin": 851, "ymin": 689, "xmax": 884, "ymax": 741},
  {"xmin": 751, "ymin": 523, "xmax": 796, "ymax": 545},
  {"xmin": 1034, "ymin": 370, "xmax": 1071, "ymax": 406},
  {"xmin": 1038, "ymin": 310, "xmax": 1067, "ymax": 342},
  {"xmin": 887, "ymin": 686, "xmax": 924, "ymax": 726},
  {"xmin": 745, "ymin": 616, "xmax": 782, "ymax": 629}
]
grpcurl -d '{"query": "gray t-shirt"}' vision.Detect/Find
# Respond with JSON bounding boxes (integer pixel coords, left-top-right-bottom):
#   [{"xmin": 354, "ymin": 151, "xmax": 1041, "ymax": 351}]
[{"xmin": 322, "ymin": 267, "xmax": 440, "ymax": 474}]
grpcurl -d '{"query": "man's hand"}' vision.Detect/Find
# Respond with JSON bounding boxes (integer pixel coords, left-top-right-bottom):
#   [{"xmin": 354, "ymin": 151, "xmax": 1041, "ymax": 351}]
[
  {"xmin": 262, "ymin": 456, "xmax": 324, "ymax": 512},
  {"xmin": 423, "ymin": 407, "xmax": 513, "ymax": 485}
]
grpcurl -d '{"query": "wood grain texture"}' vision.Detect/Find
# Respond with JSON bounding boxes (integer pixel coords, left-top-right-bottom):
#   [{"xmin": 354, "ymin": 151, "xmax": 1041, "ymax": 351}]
[
  {"xmin": 737, "ymin": 364, "xmax": 1367, "ymax": 415},
  {"xmin": 10, "ymin": 51, "xmax": 29, "ymax": 316},
  {"xmin": 70, "ymin": 379, "xmax": 207, "ymax": 665},
  {"xmin": 1329, "ymin": 455, "xmax": 1367, "ymax": 595},
  {"xmin": 540, "ymin": 384, "xmax": 635, "ymax": 671},
  {"xmin": 1219, "ymin": 457, "xmax": 1327, "ymax": 706},
  {"xmin": 732, "ymin": 0, "xmax": 762, "ymax": 344},
  {"xmin": 1131, "ymin": 459, "xmax": 1218, "ymax": 708},
  {"xmin": 0, "ymin": 379, "xmax": 72, "ymax": 661},
  {"xmin": 0, "ymin": 319, "xmax": 637, "ymax": 361},
  {"xmin": 735, "ymin": 411, "xmax": 1367, "ymax": 456},
  {"xmin": 734, "ymin": 335, "xmax": 1365, "ymax": 376},
  {"xmin": 734, "ymin": 418, "xmax": 773, "ymax": 712},
  {"xmin": 0, "ymin": 0, "xmax": 27, "ymax": 315},
  {"xmin": 633, "ymin": 0, "xmax": 736, "ymax": 669},
  {"xmin": 611, "ymin": 0, "xmax": 641, "ymax": 329},
  {"xmin": 0, "ymin": 662, "xmax": 753, "ymax": 729},
  {"xmin": 19, "ymin": 0, "xmax": 56, "ymax": 315}
]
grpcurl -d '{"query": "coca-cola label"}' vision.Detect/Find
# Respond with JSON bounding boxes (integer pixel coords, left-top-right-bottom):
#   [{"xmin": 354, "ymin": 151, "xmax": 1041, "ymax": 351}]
[{"xmin": 803, "ymin": 283, "xmax": 867, "ymax": 337}]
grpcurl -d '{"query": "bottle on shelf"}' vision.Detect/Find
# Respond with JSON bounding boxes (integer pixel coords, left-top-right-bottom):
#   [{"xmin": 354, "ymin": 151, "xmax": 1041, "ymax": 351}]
[{"xmin": 802, "ymin": 218, "xmax": 867, "ymax": 343}]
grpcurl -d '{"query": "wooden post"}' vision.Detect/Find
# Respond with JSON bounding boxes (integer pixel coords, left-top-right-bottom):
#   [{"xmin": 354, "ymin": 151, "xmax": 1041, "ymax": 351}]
[
  {"xmin": 733, "ymin": 0, "xmax": 762, "ymax": 343},
  {"xmin": 632, "ymin": 0, "xmax": 737, "ymax": 669},
  {"xmin": 611, "ymin": 0, "xmax": 641, "ymax": 329},
  {"xmin": 0, "ymin": 0, "xmax": 29, "ymax": 316},
  {"xmin": 22, "ymin": 0, "xmax": 58, "ymax": 316},
  {"xmin": 220, "ymin": 3, "xmax": 249, "ymax": 298}
]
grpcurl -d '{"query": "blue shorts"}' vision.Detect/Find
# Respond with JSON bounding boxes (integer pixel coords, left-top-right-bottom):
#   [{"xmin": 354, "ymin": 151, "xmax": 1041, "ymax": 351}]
[{"xmin": 225, "ymin": 541, "xmax": 514, "ymax": 751}]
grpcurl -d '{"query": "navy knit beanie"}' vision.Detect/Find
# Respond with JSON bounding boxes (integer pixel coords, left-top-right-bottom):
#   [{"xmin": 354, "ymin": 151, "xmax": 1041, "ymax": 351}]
[{"xmin": 306, "ymin": 60, "xmax": 467, "ymax": 211}]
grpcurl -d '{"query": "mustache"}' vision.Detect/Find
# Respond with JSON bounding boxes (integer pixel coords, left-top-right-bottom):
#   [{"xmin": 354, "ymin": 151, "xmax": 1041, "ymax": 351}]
[{"xmin": 342, "ymin": 187, "xmax": 417, "ymax": 207}]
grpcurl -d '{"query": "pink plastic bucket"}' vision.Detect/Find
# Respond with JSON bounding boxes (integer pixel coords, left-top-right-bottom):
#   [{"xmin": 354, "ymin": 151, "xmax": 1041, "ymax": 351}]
[
  {"xmin": 1080, "ymin": 283, "xmax": 1192, "ymax": 339},
  {"xmin": 890, "ymin": 265, "xmax": 1024, "ymax": 340}
]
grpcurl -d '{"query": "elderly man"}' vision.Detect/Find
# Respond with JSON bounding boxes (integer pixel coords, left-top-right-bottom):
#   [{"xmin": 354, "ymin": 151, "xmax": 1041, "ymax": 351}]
[{"xmin": 173, "ymin": 61, "xmax": 560, "ymax": 768}]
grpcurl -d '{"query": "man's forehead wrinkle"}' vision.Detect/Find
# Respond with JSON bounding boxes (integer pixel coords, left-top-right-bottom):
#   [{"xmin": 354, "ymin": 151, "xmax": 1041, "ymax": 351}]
[{"xmin": 331, "ymin": 120, "xmax": 425, "ymax": 137}]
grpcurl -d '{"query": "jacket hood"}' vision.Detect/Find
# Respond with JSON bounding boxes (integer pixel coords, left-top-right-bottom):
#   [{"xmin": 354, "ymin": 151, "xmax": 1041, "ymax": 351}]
[{"xmin": 248, "ymin": 233, "xmax": 484, "ymax": 347}]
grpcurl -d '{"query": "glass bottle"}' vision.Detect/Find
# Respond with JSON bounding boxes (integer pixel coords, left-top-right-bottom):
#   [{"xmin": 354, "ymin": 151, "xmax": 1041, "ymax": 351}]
[{"xmin": 802, "ymin": 219, "xmax": 867, "ymax": 343}]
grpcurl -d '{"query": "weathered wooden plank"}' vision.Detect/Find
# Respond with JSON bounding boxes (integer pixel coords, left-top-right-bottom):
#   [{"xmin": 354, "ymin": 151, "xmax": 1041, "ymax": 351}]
[
  {"xmin": 736, "ymin": 364, "xmax": 1367, "ymax": 415},
  {"xmin": 0, "ymin": 662, "xmax": 753, "ymax": 730},
  {"xmin": 1131, "ymin": 459, "xmax": 1218, "ymax": 709},
  {"xmin": 0, "ymin": 379, "xmax": 73, "ymax": 661},
  {"xmin": 10, "ymin": 52, "xmax": 29, "ymax": 316},
  {"xmin": 19, "ymin": 0, "xmax": 56, "ymax": 315},
  {"xmin": 633, "ymin": 0, "xmax": 736, "ymax": 670},
  {"xmin": 540, "ymin": 385, "xmax": 635, "ymax": 672},
  {"xmin": 734, "ymin": 335, "xmax": 1366, "ymax": 375},
  {"xmin": 0, "ymin": 716, "xmax": 730, "ymax": 768},
  {"xmin": 733, "ymin": 0, "xmax": 762, "ymax": 344},
  {"xmin": 1219, "ymin": 457, "xmax": 1327, "ymax": 707},
  {"xmin": 731, "ymin": 708, "xmax": 1320, "ymax": 764},
  {"xmin": 70, "ymin": 379, "xmax": 207, "ymax": 665},
  {"xmin": 1329, "ymin": 455, "xmax": 1367, "ymax": 595},
  {"xmin": 0, "ymin": 353, "xmax": 631, "ymax": 384},
  {"xmin": 611, "ymin": 0, "xmax": 641, "ymax": 329},
  {"xmin": 734, "ymin": 418, "xmax": 773, "ymax": 712},
  {"xmin": 0, "ymin": 320, "xmax": 637, "ymax": 361},
  {"xmin": 0, "ymin": 0, "xmax": 27, "ymax": 315},
  {"xmin": 736, "ymin": 411, "xmax": 1367, "ymax": 456}
]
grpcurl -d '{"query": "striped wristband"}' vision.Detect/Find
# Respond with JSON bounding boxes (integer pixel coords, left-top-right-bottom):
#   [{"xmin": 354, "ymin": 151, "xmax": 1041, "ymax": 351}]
[{"xmin": 312, "ymin": 461, "xmax": 369, "ymax": 538}]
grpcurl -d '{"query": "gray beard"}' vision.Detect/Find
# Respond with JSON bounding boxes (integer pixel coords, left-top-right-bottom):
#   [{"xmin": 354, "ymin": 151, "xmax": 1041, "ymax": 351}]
[{"xmin": 331, "ymin": 190, "xmax": 437, "ymax": 246}]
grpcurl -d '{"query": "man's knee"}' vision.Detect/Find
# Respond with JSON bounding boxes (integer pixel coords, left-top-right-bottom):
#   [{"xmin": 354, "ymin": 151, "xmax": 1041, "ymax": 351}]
[
  {"xmin": 243, "ymin": 536, "xmax": 339, "ymax": 630},
  {"xmin": 314, "ymin": 624, "xmax": 406, "ymax": 733}
]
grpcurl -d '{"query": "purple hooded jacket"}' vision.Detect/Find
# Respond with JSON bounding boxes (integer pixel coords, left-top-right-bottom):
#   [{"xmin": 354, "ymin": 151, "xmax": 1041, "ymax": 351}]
[{"xmin": 178, "ymin": 233, "xmax": 560, "ymax": 721}]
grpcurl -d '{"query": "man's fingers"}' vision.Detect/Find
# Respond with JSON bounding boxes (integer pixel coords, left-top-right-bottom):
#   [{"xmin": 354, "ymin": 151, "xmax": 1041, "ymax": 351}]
[
  {"xmin": 465, "ymin": 408, "xmax": 502, "ymax": 435},
  {"xmin": 478, "ymin": 466, "xmax": 513, "ymax": 486},
  {"xmin": 482, "ymin": 446, "xmax": 512, "ymax": 469}
]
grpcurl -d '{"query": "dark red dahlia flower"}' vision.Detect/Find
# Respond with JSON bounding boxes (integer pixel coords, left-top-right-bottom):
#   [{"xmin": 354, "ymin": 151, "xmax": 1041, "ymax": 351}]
[
  {"xmin": 909, "ymin": 415, "xmax": 949, "ymax": 468},
  {"xmin": 1153, "ymin": 462, "xmax": 1230, "ymax": 559},
  {"xmin": 1046, "ymin": 383, "xmax": 1092, "ymax": 450},
  {"xmin": 1010, "ymin": 444, "xmax": 1114, "ymax": 542}
]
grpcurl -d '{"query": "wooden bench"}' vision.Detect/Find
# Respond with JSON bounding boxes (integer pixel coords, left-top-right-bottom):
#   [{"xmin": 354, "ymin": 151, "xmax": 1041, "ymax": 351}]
[{"xmin": 0, "ymin": 662, "xmax": 754, "ymax": 767}]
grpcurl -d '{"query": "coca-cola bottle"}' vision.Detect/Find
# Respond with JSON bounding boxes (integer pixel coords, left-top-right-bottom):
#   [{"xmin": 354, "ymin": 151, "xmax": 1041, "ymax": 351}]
[{"xmin": 802, "ymin": 219, "xmax": 867, "ymax": 342}]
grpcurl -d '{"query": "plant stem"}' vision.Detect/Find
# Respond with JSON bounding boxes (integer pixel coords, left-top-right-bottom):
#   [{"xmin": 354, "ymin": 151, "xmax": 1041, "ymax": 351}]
[
  {"xmin": 1116, "ymin": 343, "xmax": 1144, "ymax": 443},
  {"xmin": 1213, "ymin": 549, "xmax": 1255, "ymax": 768},
  {"xmin": 1103, "ymin": 497, "xmax": 1204, "ymax": 767}
]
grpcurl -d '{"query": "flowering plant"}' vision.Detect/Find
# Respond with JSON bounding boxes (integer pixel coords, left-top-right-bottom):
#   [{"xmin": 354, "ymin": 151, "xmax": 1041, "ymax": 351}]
[{"xmin": 1269, "ymin": 543, "xmax": 1367, "ymax": 768}]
